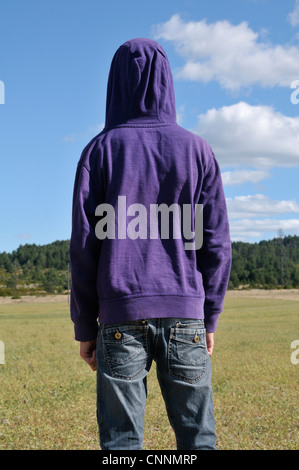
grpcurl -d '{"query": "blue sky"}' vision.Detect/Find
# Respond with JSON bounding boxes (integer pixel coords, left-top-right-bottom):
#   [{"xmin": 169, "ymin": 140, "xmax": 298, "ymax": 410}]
[{"xmin": 1, "ymin": 0, "xmax": 299, "ymax": 253}]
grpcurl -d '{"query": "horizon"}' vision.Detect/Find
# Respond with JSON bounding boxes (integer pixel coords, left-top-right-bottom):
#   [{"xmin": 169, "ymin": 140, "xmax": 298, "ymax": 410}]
[{"xmin": 2, "ymin": 232, "xmax": 298, "ymax": 256}]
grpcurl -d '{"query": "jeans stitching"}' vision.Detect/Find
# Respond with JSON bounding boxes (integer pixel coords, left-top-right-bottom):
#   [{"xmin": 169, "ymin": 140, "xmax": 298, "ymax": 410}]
[
  {"xmin": 102, "ymin": 325, "xmax": 149, "ymax": 380},
  {"xmin": 97, "ymin": 319, "xmax": 216, "ymax": 450},
  {"xmin": 168, "ymin": 324, "xmax": 207, "ymax": 384},
  {"xmin": 153, "ymin": 318, "xmax": 160, "ymax": 361}
]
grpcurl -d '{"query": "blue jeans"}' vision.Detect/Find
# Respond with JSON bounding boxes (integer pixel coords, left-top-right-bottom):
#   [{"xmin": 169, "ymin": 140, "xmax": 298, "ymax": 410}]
[{"xmin": 96, "ymin": 318, "xmax": 216, "ymax": 450}]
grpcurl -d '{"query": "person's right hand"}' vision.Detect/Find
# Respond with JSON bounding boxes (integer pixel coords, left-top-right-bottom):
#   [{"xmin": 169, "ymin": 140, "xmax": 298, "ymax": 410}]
[
  {"xmin": 80, "ymin": 340, "xmax": 97, "ymax": 371},
  {"xmin": 206, "ymin": 332, "xmax": 214, "ymax": 356}
]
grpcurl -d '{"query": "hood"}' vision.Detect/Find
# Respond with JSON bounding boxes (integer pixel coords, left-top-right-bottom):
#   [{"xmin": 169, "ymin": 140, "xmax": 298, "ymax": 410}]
[{"xmin": 104, "ymin": 38, "xmax": 176, "ymax": 128}]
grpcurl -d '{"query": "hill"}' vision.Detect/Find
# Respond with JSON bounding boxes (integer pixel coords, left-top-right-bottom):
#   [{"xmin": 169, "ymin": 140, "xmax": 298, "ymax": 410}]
[
  {"xmin": 0, "ymin": 236, "xmax": 299, "ymax": 296},
  {"xmin": 0, "ymin": 240, "xmax": 70, "ymax": 297},
  {"xmin": 229, "ymin": 235, "xmax": 299, "ymax": 289}
]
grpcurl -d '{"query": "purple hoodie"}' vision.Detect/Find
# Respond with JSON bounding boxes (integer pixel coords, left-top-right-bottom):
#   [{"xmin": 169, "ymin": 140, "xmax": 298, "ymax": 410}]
[{"xmin": 70, "ymin": 38, "xmax": 231, "ymax": 341}]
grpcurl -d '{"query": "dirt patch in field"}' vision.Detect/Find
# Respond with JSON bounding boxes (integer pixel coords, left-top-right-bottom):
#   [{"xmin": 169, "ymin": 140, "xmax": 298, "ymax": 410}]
[
  {"xmin": 226, "ymin": 289, "xmax": 299, "ymax": 301},
  {"xmin": 0, "ymin": 289, "xmax": 299, "ymax": 304},
  {"xmin": 0, "ymin": 294, "xmax": 69, "ymax": 305}
]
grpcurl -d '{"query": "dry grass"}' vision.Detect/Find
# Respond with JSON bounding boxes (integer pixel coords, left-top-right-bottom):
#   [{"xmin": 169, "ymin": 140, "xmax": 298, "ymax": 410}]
[{"xmin": 0, "ymin": 292, "xmax": 298, "ymax": 450}]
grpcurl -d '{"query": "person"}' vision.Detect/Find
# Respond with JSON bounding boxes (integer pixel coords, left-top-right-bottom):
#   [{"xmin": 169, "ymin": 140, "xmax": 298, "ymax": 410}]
[{"xmin": 70, "ymin": 38, "xmax": 231, "ymax": 450}]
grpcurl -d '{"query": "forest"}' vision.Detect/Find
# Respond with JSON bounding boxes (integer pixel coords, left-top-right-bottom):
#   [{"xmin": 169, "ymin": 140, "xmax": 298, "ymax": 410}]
[{"xmin": 0, "ymin": 236, "xmax": 299, "ymax": 297}]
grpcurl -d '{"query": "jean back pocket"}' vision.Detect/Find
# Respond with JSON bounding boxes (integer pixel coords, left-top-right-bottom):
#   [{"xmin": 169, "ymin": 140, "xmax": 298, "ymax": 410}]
[
  {"xmin": 168, "ymin": 322, "xmax": 207, "ymax": 383},
  {"xmin": 102, "ymin": 323, "xmax": 148, "ymax": 380}
]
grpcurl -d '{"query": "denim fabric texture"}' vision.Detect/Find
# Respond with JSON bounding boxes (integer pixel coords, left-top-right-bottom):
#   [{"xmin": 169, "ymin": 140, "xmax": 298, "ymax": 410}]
[{"xmin": 96, "ymin": 318, "xmax": 216, "ymax": 450}]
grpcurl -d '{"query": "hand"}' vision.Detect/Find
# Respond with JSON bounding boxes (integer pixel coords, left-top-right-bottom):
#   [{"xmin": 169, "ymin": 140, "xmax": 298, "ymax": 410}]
[
  {"xmin": 206, "ymin": 332, "xmax": 214, "ymax": 356},
  {"xmin": 80, "ymin": 340, "xmax": 97, "ymax": 371}
]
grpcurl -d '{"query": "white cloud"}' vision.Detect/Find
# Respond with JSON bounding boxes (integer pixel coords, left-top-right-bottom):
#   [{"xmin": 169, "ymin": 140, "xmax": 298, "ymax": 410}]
[
  {"xmin": 193, "ymin": 102, "xmax": 299, "ymax": 168},
  {"xmin": 221, "ymin": 169, "xmax": 270, "ymax": 186},
  {"xmin": 63, "ymin": 123, "xmax": 104, "ymax": 143},
  {"xmin": 153, "ymin": 14, "xmax": 299, "ymax": 90},
  {"xmin": 288, "ymin": 0, "xmax": 299, "ymax": 27},
  {"xmin": 176, "ymin": 105, "xmax": 185, "ymax": 125},
  {"xmin": 226, "ymin": 194, "xmax": 299, "ymax": 241},
  {"xmin": 229, "ymin": 218, "xmax": 299, "ymax": 241},
  {"xmin": 15, "ymin": 233, "xmax": 33, "ymax": 240},
  {"xmin": 226, "ymin": 194, "xmax": 299, "ymax": 219}
]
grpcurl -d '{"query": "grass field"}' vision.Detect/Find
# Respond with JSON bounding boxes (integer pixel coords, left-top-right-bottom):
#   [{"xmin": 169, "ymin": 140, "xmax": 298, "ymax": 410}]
[{"xmin": 0, "ymin": 293, "xmax": 298, "ymax": 450}]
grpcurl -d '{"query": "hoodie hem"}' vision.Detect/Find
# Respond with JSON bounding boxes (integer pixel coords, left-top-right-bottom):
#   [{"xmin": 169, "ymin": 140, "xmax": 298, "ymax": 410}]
[{"xmin": 98, "ymin": 294, "xmax": 205, "ymax": 324}]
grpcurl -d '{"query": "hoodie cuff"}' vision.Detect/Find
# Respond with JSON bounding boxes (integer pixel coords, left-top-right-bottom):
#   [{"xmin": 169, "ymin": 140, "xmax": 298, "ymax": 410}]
[
  {"xmin": 74, "ymin": 321, "xmax": 99, "ymax": 342},
  {"xmin": 204, "ymin": 310, "xmax": 222, "ymax": 333}
]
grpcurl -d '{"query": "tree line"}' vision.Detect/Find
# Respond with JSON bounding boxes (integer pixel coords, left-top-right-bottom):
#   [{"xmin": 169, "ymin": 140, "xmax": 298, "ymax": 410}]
[
  {"xmin": 0, "ymin": 240, "xmax": 70, "ymax": 297},
  {"xmin": 0, "ymin": 236, "xmax": 298, "ymax": 297},
  {"xmin": 229, "ymin": 234, "xmax": 299, "ymax": 289}
]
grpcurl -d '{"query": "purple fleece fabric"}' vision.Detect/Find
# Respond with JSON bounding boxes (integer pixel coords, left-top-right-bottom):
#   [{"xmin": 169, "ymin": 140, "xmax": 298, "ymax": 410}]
[{"xmin": 70, "ymin": 38, "xmax": 231, "ymax": 341}]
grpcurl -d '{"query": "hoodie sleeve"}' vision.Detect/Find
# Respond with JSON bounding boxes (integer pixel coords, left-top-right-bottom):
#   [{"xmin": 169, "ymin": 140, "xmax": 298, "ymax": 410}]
[
  {"xmin": 70, "ymin": 157, "xmax": 103, "ymax": 342},
  {"xmin": 197, "ymin": 152, "xmax": 232, "ymax": 333}
]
